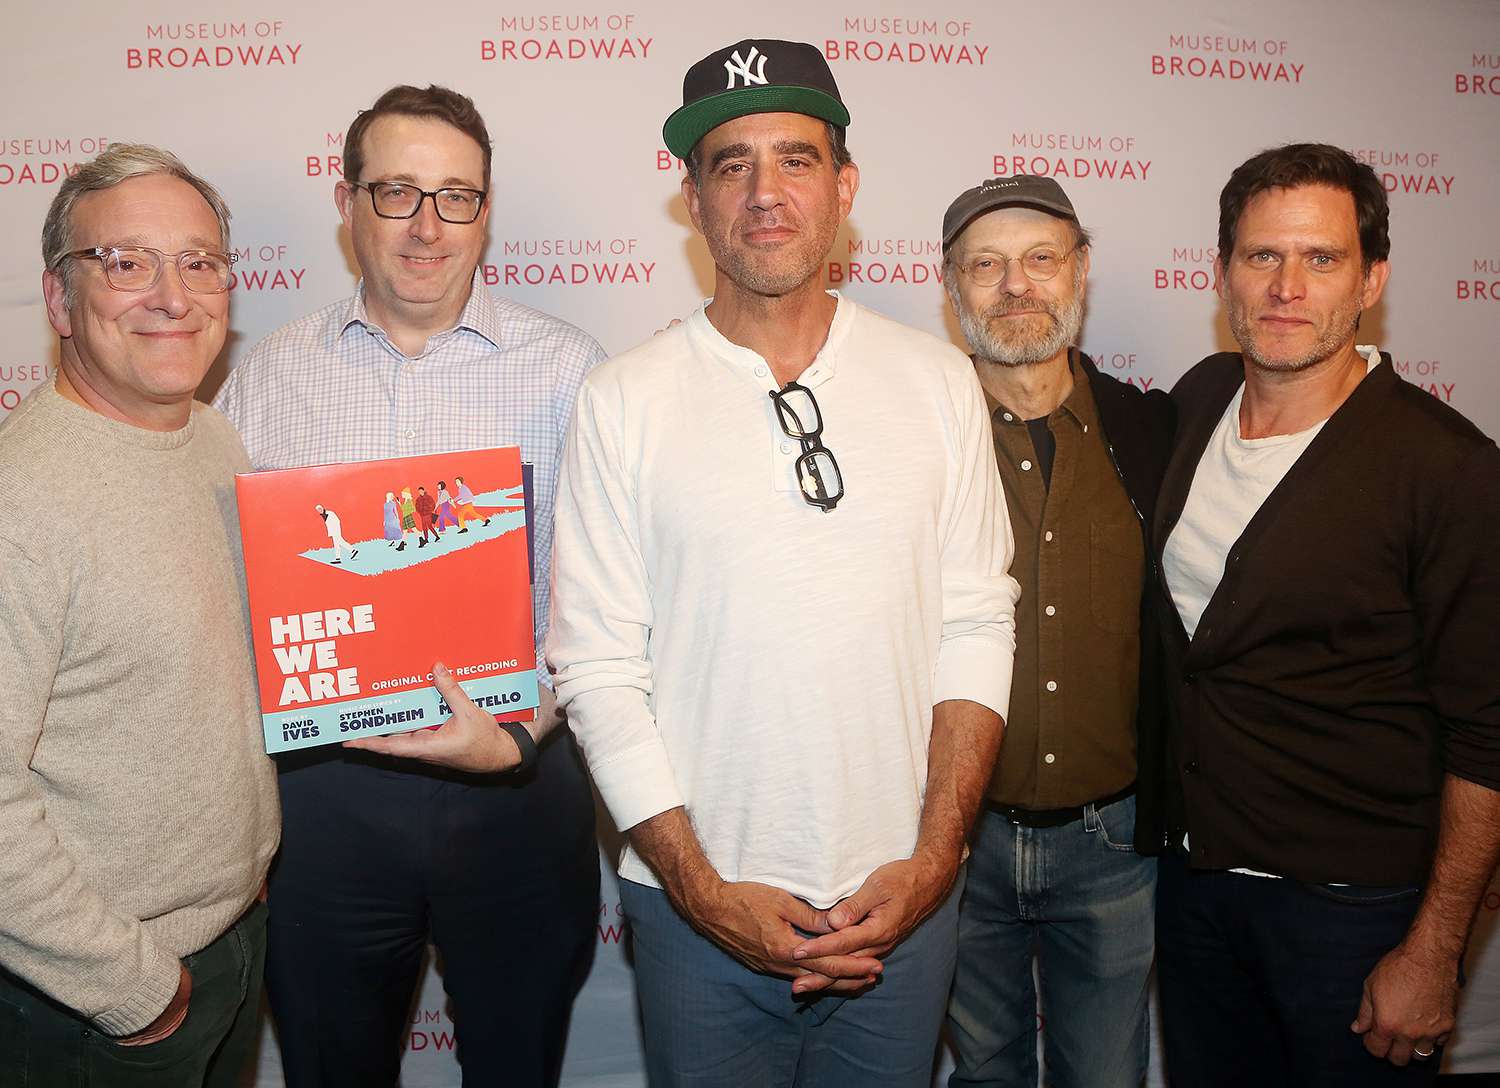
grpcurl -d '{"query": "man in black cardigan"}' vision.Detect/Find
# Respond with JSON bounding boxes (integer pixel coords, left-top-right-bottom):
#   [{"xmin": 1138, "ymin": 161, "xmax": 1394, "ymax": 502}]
[
  {"xmin": 939, "ymin": 175, "xmax": 1174, "ymax": 1087},
  {"xmin": 1147, "ymin": 143, "xmax": 1500, "ymax": 1085}
]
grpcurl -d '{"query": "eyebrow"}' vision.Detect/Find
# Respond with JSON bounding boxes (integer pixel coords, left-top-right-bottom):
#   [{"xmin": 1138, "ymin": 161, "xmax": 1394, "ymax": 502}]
[
  {"xmin": 707, "ymin": 138, "xmax": 827, "ymax": 173},
  {"xmin": 374, "ymin": 173, "xmax": 483, "ymax": 189},
  {"xmin": 708, "ymin": 143, "xmax": 752, "ymax": 172},
  {"xmin": 1241, "ymin": 239, "xmax": 1351, "ymax": 257},
  {"xmin": 102, "ymin": 234, "xmax": 224, "ymax": 251},
  {"xmin": 772, "ymin": 139, "xmax": 823, "ymax": 161}
]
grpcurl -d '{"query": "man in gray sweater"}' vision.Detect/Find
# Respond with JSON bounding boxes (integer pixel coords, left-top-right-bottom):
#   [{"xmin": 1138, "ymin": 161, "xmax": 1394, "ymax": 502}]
[{"xmin": 0, "ymin": 144, "xmax": 279, "ymax": 1086}]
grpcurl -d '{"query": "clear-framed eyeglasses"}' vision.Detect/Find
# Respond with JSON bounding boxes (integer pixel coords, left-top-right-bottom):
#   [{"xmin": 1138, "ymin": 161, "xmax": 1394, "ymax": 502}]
[
  {"xmin": 61, "ymin": 245, "xmax": 237, "ymax": 293},
  {"xmin": 769, "ymin": 381, "xmax": 844, "ymax": 513},
  {"xmin": 352, "ymin": 181, "xmax": 487, "ymax": 224},
  {"xmin": 959, "ymin": 244, "xmax": 1080, "ymax": 286}
]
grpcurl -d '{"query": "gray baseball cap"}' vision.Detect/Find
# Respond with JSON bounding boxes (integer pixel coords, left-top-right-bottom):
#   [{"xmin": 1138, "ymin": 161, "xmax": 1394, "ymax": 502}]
[{"xmin": 942, "ymin": 175, "xmax": 1078, "ymax": 250}]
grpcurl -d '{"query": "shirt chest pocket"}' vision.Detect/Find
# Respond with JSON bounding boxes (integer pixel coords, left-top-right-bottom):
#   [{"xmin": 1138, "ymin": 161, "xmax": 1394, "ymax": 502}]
[{"xmin": 1089, "ymin": 520, "xmax": 1143, "ymax": 635}]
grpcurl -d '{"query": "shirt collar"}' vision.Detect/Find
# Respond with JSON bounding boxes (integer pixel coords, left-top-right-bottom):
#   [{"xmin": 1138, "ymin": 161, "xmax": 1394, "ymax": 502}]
[
  {"xmin": 331, "ymin": 271, "xmax": 504, "ymax": 355},
  {"xmin": 983, "ymin": 348, "xmax": 1095, "ymax": 428},
  {"xmin": 685, "ymin": 290, "xmax": 853, "ymax": 387}
]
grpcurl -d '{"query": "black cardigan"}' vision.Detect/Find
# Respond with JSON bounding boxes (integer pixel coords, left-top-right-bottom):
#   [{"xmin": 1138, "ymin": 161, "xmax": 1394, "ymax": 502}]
[
  {"xmin": 1072, "ymin": 354, "xmax": 1175, "ymax": 851},
  {"xmin": 1138, "ymin": 352, "xmax": 1500, "ymax": 884}
]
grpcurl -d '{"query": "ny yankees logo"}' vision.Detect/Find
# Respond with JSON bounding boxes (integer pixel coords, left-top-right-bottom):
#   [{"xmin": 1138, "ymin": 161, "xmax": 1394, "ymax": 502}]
[{"xmin": 724, "ymin": 46, "xmax": 769, "ymax": 88}]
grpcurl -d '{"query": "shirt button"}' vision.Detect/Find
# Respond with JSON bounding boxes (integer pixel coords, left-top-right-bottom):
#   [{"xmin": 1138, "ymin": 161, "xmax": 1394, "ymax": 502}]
[
  {"xmin": 755, "ymin": 365, "xmax": 768, "ymax": 377},
  {"xmin": 1044, "ymin": 753, "xmax": 1056, "ymax": 764},
  {"xmin": 1044, "ymin": 531, "xmax": 1054, "ymax": 542},
  {"xmin": 1046, "ymin": 680, "xmax": 1058, "ymax": 692},
  {"xmin": 1083, "ymin": 424, "xmax": 1089, "ymax": 433},
  {"xmin": 1045, "ymin": 605, "xmax": 1056, "ymax": 616},
  {"xmin": 779, "ymin": 441, "xmax": 793, "ymax": 455},
  {"xmin": 1002, "ymin": 412, "xmax": 1014, "ymax": 422},
  {"xmin": 1021, "ymin": 459, "xmax": 1033, "ymax": 471},
  {"xmin": 1184, "ymin": 761, "xmax": 1199, "ymax": 775},
  {"xmin": 405, "ymin": 428, "xmax": 416, "ymax": 439}
]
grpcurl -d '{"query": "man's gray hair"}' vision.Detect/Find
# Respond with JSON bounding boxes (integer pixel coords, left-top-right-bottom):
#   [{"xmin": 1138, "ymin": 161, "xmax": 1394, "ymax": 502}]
[{"xmin": 41, "ymin": 143, "xmax": 232, "ymax": 297}]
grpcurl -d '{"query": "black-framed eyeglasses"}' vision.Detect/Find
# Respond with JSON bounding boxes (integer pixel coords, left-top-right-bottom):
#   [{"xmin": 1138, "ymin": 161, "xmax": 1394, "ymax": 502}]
[
  {"xmin": 351, "ymin": 181, "xmax": 487, "ymax": 224},
  {"xmin": 61, "ymin": 245, "xmax": 237, "ymax": 294},
  {"xmin": 769, "ymin": 381, "xmax": 844, "ymax": 512}
]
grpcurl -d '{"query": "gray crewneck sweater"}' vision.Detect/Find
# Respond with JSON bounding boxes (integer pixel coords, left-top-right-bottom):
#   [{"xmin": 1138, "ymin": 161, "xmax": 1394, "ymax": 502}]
[{"xmin": 0, "ymin": 382, "xmax": 279, "ymax": 1035}]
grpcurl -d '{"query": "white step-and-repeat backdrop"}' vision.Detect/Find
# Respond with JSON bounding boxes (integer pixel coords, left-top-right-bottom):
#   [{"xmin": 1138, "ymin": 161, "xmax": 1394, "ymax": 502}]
[{"xmin": 3, "ymin": 0, "xmax": 1498, "ymax": 1082}]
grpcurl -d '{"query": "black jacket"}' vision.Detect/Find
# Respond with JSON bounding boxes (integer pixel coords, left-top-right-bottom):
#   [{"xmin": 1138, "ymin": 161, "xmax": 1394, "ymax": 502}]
[
  {"xmin": 1071, "ymin": 354, "xmax": 1176, "ymax": 851},
  {"xmin": 1140, "ymin": 352, "xmax": 1500, "ymax": 883}
]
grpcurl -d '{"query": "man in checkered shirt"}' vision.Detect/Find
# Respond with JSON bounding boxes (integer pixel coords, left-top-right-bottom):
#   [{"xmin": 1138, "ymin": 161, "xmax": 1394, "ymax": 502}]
[{"xmin": 213, "ymin": 83, "xmax": 603, "ymax": 1088}]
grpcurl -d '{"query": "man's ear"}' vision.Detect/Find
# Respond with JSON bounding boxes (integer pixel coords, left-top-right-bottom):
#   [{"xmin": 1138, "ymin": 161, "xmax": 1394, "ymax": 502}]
[
  {"xmin": 43, "ymin": 268, "xmax": 72, "ymax": 339},
  {"xmin": 681, "ymin": 175, "xmax": 703, "ymax": 235}
]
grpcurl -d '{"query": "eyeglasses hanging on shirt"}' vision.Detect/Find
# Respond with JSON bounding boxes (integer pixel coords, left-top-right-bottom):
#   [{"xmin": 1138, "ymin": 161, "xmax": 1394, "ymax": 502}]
[{"xmin": 768, "ymin": 381, "xmax": 844, "ymax": 512}]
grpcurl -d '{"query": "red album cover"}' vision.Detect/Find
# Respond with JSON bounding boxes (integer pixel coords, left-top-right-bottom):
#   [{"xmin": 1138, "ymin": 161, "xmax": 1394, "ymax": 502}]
[{"xmin": 234, "ymin": 447, "xmax": 537, "ymax": 753}]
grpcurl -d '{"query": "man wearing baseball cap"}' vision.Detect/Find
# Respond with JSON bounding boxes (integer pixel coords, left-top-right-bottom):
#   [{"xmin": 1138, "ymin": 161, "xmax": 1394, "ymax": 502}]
[
  {"xmin": 548, "ymin": 38, "xmax": 1020, "ymax": 1087},
  {"xmin": 940, "ymin": 176, "xmax": 1173, "ymax": 1087}
]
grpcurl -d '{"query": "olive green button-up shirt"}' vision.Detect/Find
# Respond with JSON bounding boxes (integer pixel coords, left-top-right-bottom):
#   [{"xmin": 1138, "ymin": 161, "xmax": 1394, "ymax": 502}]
[{"xmin": 984, "ymin": 358, "xmax": 1142, "ymax": 808}]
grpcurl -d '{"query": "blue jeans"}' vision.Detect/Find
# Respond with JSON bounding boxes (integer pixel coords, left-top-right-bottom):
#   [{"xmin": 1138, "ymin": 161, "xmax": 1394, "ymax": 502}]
[
  {"xmin": 620, "ymin": 870, "xmax": 963, "ymax": 1088},
  {"xmin": 947, "ymin": 796, "xmax": 1156, "ymax": 1088},
  {"xmin": 1156, "ymin": 849, "xmax": 1441, "ymax": 1087}
]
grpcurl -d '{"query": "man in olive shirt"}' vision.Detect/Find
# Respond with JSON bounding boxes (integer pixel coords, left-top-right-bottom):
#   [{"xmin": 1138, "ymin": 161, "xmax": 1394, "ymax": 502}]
[{"xmin": 940, "ymin": 176, "xmax": 1173, "ymax": 1087}]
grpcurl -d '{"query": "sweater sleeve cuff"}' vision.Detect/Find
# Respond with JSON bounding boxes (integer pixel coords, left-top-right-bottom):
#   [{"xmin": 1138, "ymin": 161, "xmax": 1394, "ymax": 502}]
[
  {"xmin": 590, "ymin": 742, "xmax": 686, "ymax": 834},
  {"xmin": 92, "ymin": 944, "xmax": 181, "ymax": 1037},
  {"xmin": 933, "ymin": 635, "xmax": 1014, "ymax": 722}
]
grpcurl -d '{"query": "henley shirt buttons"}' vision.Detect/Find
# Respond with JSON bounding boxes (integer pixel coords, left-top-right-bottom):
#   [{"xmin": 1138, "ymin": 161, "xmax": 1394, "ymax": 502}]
[
  {"xmin": 1046, "ymin": 680, "xmax": 1058, "ymax": 692},
  {"xmin": 1044, "ymin": 753, "xmax": 1056, "ymax": 764},
  {"xmin": 1045, "ymin": 530, "xmax": 1054, "ymax": 542},
  {"xmin": 1045, "ymin": 605, "xmax": 1056, "ymax": 616},
  {"xmin": 780, "ymin": 442, "xmax": 793, "ymax": 455},
  {"xmin": 1021, "ymin": 460, "xmax": 1033, "ymax": 471}
]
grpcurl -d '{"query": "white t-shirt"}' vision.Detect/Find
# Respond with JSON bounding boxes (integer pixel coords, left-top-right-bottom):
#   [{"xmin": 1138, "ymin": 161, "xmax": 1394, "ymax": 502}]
[{"xmin": 1165, "ymin": 346, "xmax": 1381, "ymax": 638}]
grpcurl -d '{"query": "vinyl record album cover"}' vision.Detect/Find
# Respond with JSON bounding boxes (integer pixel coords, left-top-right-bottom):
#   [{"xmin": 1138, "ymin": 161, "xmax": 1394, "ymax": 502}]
[{"xmin": 235, "ymin": 447, "xmax": 537, "ymax": 753}]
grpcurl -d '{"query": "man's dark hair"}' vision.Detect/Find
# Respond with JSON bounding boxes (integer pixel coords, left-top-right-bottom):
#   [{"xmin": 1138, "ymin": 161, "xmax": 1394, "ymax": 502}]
[
  {"xmin": 1218, "ymin": 143, "xmax": 1389, "ymax": 269},
  {"xmin": 344, "ymin": 85, "xmax": 493, "ymax": 190},
  {"xmin": 684, "ymin": 122, "xmax": 852, "ymax": 187}
]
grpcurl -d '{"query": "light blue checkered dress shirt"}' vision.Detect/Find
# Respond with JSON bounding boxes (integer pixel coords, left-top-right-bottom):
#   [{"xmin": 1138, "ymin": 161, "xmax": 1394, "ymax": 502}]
[{"xmin": 213, "ymin": 277, "xmax": 607, "ymax": 670}]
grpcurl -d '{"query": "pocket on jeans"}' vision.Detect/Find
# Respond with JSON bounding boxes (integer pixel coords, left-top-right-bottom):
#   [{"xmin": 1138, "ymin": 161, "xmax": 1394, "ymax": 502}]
[
  {"xmin": 0, "ymin": 992, "xmax": 27, "ymax": 1085},
  {"xmin": 1094, "ymin": 794, "xmax": 1139, "ymax": 853}
]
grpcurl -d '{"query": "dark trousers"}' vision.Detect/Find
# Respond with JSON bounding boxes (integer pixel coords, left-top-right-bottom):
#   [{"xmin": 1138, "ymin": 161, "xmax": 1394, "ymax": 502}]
[
  {"xmin": 0, "ymin": 901, "xmax": 267, "ymax": 1088},
  {"xmin": 266, "ymin": 735, "xmax": 600, "ymax": 1087},
  {"xmin": 1157, "ymin": 850, "xmax": 1440, "ymax": 1087}
]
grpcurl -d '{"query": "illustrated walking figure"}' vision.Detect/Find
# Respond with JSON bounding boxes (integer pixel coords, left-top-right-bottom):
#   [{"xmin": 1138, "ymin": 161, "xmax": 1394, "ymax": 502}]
[
  {"xmin": 396, "ymin": 488, "xmax": 419, "ymax": 551},
  {"xmin": 414, "ymin": 485, "xmax": 440, "ymax": 546},
  {"xmin": 383, "ymin": 491, "xmax": 402, "ymax": 547},
  {"xmin": 435, "ymin": 480, "xmax": 462, "ymax": 533},
  {"xmin": 454, "ymin": 475, "xmax": 491, "ymax": 530},
  {"xmin": 315, "ymin": 503, "xmax": 358, "ymax": 564}
]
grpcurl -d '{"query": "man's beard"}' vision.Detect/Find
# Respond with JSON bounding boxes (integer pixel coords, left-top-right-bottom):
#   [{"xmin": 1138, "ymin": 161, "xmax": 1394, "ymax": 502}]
[
  {"xmin": 960, "ymin": 278, "xmax": 1085, "ymax": 367},
  {"xmin": 1228, "ymin": 296, "xmax": 1364, "ymax": 374},
  {"xmin": 704, "ymin": 212, "xmax": 839, "ymax": 299}
]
